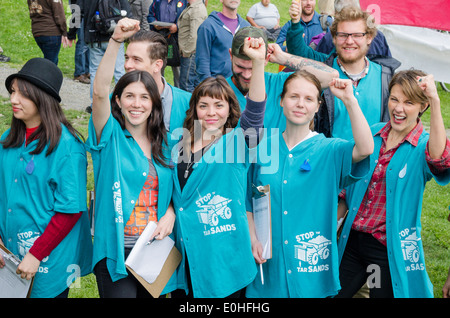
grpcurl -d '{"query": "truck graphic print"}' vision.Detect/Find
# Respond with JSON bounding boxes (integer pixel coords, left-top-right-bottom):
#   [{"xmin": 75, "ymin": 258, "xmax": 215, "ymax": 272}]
[
  {"xmin": 295, "ymin": 235, "xmax": 332, "ymax": 265},
  {"xmin": 196, "ymin": 194, "xmax": 232, "ymax": 226},
  {"xmin": 400, "ymin": 229, "xmax": 425, "ymax": 271}
]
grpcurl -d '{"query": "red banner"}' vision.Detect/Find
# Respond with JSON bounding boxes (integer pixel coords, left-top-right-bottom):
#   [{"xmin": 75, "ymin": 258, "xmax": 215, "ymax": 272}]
[{"xmin": 360, "ymin": 0, "xmax": 450, "ymax": 31}]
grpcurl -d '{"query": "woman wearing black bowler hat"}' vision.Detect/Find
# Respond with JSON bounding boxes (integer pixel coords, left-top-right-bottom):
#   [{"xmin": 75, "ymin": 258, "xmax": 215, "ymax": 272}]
[{"xmin": 0, "ymin": 57, "xmax": 93, "ymax": 298}]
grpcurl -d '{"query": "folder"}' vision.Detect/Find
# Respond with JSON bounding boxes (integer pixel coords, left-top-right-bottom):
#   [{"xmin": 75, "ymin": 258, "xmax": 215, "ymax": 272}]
[
  {"xmin": 252, "ymin": 184, "xmax": 272, "ymax": 260},
  {"xmin": 0, "ymin": 244, "xmax": 34, "ymax": 298},
  {"xmin": 125, "ymin": 222, "xmax": 181, "ymax": 298},
  {"xmin": 127, "ymin": 246, "xmax": 181, "ymax": 298}
]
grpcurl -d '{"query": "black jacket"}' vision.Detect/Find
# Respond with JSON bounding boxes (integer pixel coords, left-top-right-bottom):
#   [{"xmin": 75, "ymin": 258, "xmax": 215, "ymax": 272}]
[{"xmin": 79, "ymin": 0, "xmax": 133, "ymax": 44}]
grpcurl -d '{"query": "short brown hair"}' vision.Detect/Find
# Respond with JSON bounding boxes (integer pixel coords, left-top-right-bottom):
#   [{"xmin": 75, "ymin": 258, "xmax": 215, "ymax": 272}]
[
  {"xmin": 330, "ymin": 6, "xmax": 377, "ymax": 39},
  {"xmin": 128, "ymin": 30, "xmax": 168, "ymax": 70},
  {"xmin": 389, "ymin": 69, "xmax": 430, "ymax": 117},
  {"xmin": 183, "ymin": 76, "xmax": 241, "ymax": 148}
]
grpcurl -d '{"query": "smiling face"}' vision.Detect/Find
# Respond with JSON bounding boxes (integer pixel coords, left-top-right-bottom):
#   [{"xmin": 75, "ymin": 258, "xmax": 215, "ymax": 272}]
[
  {"xmin": 10, "ymin": 79, "xmax": 41, "ymax": 128},
  {"xmin": 301, "ymin": 0, "xmax": 316, "ymax": 17},
  {"xmin": 281, "ymin": 76, "xmax": 321, "ymax": 127},
  {"xmin": 333, "ymin": 19, "xmax": 372, "ymax": 65},
  {"xmin": 388, "ymin": 84, "xmax": 427, "ymax": 136},
  {"xmin": 196, "ymin": 95, "xmax": 230, "ymax": 135},
  {"xmin": 125, "ymin": 41, "xmax": 163, "ymax": 77},
  {"xmin": 221, "ymin": 0, "xmax": 240, "ymax": 11},
  {"xmin": 116, "ymin": 81, "xmax": 153, "ymax": 130},
  {"xmin": 230, "ymin": 55, "xmax": 253, "ymax": 95}
]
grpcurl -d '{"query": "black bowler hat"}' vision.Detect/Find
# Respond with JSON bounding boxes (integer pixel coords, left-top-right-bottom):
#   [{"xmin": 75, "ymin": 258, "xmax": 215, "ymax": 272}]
[{"xmin": 5, "ymin": 57, "xmax": 63, "ymax": 102}]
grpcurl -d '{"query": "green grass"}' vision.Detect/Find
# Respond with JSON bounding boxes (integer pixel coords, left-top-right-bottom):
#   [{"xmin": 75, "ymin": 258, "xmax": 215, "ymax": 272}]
[{"xmin": 1, "ymin": 0, "xmax": 449, "ymax": 298}]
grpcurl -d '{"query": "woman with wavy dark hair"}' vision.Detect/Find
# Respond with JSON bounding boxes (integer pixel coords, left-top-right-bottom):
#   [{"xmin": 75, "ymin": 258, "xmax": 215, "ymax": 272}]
[
  {"xmin": 0, "ymin": 57, "xmax": 92, "ymax": 298},
  {"xmin": 86, "ymin": 19, "xmax": 175, "ymax": 298},
  {"xmin": 170, "ymin": 35, "xmax": 267, "ymax": 298},
  {"xmin": 181, "ymin": 75, "xmax": 241, "ymax": 152}
]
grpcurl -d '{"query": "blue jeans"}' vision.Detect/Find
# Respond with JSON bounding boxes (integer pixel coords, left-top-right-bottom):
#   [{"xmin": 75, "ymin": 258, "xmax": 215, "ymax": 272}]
[
  {"xmin": 89, "ymin": 41, "xmax": 125, "ymax": 101},
  {"xmin": 34, "ymin": 35, "xmax": 61, "ymax": 65},
  {"xmin": 74, "ymin": 20, "xmax": 90, "ymax": 77},
  {"xmin": 179, "ymin": 54, "xmax": 197, "ymax": 93}
]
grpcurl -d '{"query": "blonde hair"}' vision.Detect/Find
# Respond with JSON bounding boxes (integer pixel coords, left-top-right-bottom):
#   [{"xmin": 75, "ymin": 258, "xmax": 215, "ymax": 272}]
[{"xmin": 330, "ymin": 6, "xmax": 377, "ymax": 39}]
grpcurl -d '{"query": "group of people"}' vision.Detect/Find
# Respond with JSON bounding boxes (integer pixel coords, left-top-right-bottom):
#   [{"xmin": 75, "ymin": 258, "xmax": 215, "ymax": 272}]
[{"xmin": 1, "ymin": 0, "xmax": 450, "ymax": 299}]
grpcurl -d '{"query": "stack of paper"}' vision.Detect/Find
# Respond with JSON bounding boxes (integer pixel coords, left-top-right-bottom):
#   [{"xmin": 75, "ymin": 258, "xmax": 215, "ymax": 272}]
[
  {"xmin": 125, "ymin": 221, "xmax": 181, "ymax": 297},
  {"xmin": 0, "ymin": 245, "xmax": 33, "ymax": 298}
]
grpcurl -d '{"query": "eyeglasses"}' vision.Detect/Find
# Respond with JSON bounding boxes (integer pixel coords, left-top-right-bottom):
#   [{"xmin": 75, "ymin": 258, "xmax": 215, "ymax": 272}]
[{"xmin": 335, "ymin": 32, "xmax": 367, "ymax": 41}]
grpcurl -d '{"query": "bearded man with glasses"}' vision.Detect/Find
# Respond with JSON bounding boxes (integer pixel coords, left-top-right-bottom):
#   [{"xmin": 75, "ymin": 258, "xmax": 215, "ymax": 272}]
[{"xmin": 286, "ymin": 2, "xmax": 400, "ymax": 140}]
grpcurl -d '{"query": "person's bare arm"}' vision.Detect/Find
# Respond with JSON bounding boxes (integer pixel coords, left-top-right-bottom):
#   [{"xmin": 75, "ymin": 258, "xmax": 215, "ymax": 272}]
[
  {"xmin": 92, "ymin": 18, "xmax": 140, "ymax": 142},
  {"xmin": 268, "ymin": 43, "xmax": 339, "ymax": 88}
]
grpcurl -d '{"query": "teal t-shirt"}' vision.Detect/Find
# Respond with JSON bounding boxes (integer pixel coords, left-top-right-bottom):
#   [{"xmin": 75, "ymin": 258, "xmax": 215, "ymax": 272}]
[
  {"xmin": 227, "ymin": 71, "xmax": 291, "ymax": 132},
  {"xmin": 171, "ymin": 127, "xmax": 258, "ymax": 298},
  {"xmin": 339, "ymin": 122, "xmax": 450, "ymax": 298},
  {"xmin": 246, "ymin": 132, "xmax": 369, "ymax": 297}
]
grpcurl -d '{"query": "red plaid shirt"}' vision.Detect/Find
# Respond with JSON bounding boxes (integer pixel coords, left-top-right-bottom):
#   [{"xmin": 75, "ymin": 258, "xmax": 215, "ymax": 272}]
[{"xmin": 351, "ymin": 120, "xmax": 450, "ymax": 246}]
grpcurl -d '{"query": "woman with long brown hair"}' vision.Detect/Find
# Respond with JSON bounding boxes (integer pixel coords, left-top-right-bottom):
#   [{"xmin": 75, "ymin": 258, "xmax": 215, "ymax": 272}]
[
  {"xmin": 0, "ymin": 57, "xmax": 92, "ymax": 298},
  {"xmin": 86, "ymin": 19, "xmax": 175, "ymax": 298}
]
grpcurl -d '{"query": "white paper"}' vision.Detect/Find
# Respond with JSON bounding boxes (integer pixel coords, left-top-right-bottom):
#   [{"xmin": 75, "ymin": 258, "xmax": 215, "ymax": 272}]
[
  {"xmin": 125, "ymin": 222, "xmax": 174, "ymax": 284},
  {"xmin": 0, "ymin": 247, "xmax": 32, "ymax": 298},
  {"xmin": 253, "ymin": 191, "xmax": 271, "ymax": 260},
  {"xmin": 149, "ymin": 21, "xmax": 174, "ymax": 27}
]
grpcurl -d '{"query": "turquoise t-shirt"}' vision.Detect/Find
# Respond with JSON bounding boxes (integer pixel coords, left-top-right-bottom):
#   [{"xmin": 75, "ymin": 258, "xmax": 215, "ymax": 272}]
[
  {"xmin": 171, "ymin": 127, "xmax": 258, "ymax": 298},
  {"xmin": 0, "ymin": 126, "xmax": 93, "ymax": 298},
  {"xmin": 246, "ymin": 132, "xmax": 369, "ymax": 297},
  {"xmin": 227, "ymin": 71, "xmax": 291, "ymax": 132}
]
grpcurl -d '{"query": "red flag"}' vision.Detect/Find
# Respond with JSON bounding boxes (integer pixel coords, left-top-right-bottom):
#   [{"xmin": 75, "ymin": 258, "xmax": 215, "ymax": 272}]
[{"xmin": 360, "ymin": 0, "xmax": 450, "ymax": 32}]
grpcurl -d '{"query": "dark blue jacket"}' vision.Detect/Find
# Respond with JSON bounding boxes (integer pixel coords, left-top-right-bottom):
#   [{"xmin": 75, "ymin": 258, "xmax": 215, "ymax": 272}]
[
  {"xmin": 147, "ymin": 0, "xmax": 187, "ymax": 30},
  {"xmin": 195, "ymin": 11, "xmax": 250, "ymax": 82}
]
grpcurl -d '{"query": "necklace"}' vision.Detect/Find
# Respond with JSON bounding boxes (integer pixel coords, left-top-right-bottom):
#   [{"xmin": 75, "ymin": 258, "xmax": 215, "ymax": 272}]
[
  {"xmin": 182, "ymin": 137, "xmax": 218, "ymax": 179},
  {"xmin": 336, "ymin": 56, "xmax": 369, "ymax": 87}
]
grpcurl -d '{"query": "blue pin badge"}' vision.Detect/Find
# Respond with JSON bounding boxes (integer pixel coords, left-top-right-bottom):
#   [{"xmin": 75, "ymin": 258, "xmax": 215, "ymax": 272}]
[
  {"xmin": 300, "ymin": 159, "xmax": 311, "ymax": 172},
  {"xmin": 25, "ymin": 156, "xmax": 35, "ymax": 175}
]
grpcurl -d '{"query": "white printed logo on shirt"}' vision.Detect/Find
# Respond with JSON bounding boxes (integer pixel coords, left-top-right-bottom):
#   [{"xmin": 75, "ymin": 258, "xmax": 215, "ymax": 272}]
[
  {"xmin": 196, "ymin": 192, "xmax": 236, "ymax": 236},
  {"xmin": 295, "ymin": 232, "xmax": 331, "ymax": 273},
  {"xmin": 17, "ymin": 231, "xmax": 49, "ymax": 274},
  {"xmin": 399, "ymin": 228, "xmax": 425, "ymax": 271},
  {"xmin": 113, "ymin": 181, "xmax": 123, "ymax": 224}
]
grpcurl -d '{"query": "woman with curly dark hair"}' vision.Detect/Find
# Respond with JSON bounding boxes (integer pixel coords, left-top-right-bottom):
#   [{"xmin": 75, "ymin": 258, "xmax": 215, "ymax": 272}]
[{"xmin": 171, "ymin": 34, "xmax": 267, "ymax": 298}]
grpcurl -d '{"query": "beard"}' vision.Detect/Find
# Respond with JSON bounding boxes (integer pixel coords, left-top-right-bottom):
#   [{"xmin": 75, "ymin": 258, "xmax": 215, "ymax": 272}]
[
  {"xmin": 302, "ymin": 6, "xmax": 315, "ymax": 17},
  {"xmin": 231, "ymin": 72, "xmax": 250, "ymax": 95},
  {"xmin": 336, "ymin": 43, "xmax": 370, "ymax": 65}
]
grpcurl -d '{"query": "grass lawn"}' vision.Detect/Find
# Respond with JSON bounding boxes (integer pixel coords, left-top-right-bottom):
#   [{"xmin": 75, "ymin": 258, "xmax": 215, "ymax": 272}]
[{"xmin": 0, "ymin": 0, "xmax": 449, "ymax": 298}]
